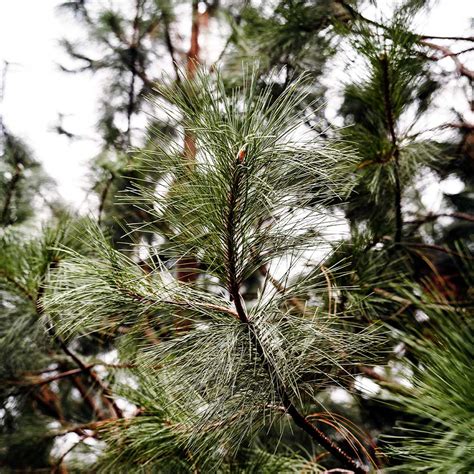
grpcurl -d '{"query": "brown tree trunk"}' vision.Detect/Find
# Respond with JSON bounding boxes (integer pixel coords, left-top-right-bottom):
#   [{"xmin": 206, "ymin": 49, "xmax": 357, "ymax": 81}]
[{"xmin": 176, "ymin": 0, "xmax": 203, "ymax": 287}]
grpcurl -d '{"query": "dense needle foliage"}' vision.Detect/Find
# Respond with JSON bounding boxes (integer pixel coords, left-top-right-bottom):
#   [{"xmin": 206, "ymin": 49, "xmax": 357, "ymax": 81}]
[{"xmin": 0, "ymin": 0, "xmax": 473, "ymax": 472}]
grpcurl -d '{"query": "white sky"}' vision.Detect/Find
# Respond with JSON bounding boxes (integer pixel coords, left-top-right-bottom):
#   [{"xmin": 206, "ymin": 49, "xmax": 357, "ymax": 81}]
[{"xmin": 0, "ymin": 0, "xmax": 473, "ymax": 215}]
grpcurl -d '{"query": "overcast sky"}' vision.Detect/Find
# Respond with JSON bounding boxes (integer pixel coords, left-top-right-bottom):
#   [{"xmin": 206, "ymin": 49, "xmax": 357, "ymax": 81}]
[{"xmin": 0, "ymin": 0, "xmax": 473, "ymax": 215}]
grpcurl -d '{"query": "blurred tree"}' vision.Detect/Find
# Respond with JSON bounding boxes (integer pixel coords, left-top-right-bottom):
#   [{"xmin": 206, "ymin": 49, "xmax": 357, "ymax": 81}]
[
  {"xmin": 58, "ymin": 0, "xmax": 223, "ymax": 251},
  {"xmin": 0, "ymin": 62, "xmax": 53, "ymax": 227}
]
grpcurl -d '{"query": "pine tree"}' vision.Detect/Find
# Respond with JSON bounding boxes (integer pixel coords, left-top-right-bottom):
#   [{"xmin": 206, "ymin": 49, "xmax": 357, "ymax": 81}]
[
  {"xmin": 44, "ymin": 69, "xmax": 382, "ymax": 473},
  {"xmin": 0, "ymin": 1, "xmax": 473, "ymax": 472},
  {"xmin": 0, "ymin": 62, "xmax": 52, "ymax": 228}
]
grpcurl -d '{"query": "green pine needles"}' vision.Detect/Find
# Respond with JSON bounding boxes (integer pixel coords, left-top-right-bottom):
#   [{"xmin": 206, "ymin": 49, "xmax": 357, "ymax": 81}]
[
  {"xmin": 384, "ymin": 266, "xmax": 474, "ymax": 473},
  {"xmin": 45, "ymin": 69, "xmax": 382, "ymax": 472}
]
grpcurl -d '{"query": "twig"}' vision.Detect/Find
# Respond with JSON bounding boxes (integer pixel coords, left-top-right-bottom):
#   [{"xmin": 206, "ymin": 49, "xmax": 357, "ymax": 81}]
[
  {"xmin": 71, "ymin": 374, "xmax": 106, "ymax": 419},
  {"xmin": 162, "ymin": 11, "xmax": 181, "ymax": 84},
  {"xmin": 53, "ymin": 433, "xmax": 91, "ymax": 473},
  {"xmin": 11, "ymin": 366, "xmax": 94, "ymax": 386},
  {"xmin": 420, "ymin": 35, "xmax": 474, "ymax": 42},
  {"xmin": 405, "ymin": 212, "xmax": 474, "ymax": 226},
  {"xmin": 421, "ymin": 41, "xmax": 474, "ymax": 80},
  {"xmin": 402, "ymin": 242, "xmax": 474, "ymax": 260},
  {"xmin": 357, "ymin": 366, "xmax": 410, "ymax": 395},
  {"xmin": 258, "ymin": 264, "xmax": 308, "ymax": 314}
]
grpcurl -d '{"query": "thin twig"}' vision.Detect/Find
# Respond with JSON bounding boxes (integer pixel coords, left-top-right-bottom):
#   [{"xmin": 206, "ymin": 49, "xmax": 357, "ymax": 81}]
[
  {"xmin": 420, "ymin": 35, "xmax": 474, "ymax": 42},
  {"xmin": 421, "ymin": 40, "xmax": 474, "ymax": 80},
  {"xmin": 405, "ymin": 212, "xmax": 474, "ymax": 226},
  {"xmin": 162, "ymin": 12, "xmax": 181, "ymax": 84},
  {"xmin": 258, "ymin": 264, "xmax": 308, "ymax": 314}
]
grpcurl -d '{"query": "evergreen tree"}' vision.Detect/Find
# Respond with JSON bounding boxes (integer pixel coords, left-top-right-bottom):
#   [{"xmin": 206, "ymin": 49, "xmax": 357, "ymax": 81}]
[
  {"xmin": 45, "ymin": 69, "xmax": 381, "ymax": 473},
  {"xmin": 0, "ymin": 0, "xmax": 473, "ymax": 472}
]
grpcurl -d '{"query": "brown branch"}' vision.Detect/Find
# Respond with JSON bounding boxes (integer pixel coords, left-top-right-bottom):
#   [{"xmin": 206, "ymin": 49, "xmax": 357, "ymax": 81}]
[
  {"xmin": 15, "ymin": 362, "xmax": 135, "ymax": 387},
  {"xmin": 402, "ymin": 242, "xmax": 474, "ymax": 260},
  {"xmin": 47, "ymin": 419, "xmax": 114, "ymax": 438},
  {"xmin": 427, "ymin": 46, "xmax": 474, "ymax": 59},
  {"xmin": 403, "ymin": 121, "xmax": 474, "ymax": 140},
  {"xmin": 11, "ymin": 366, "xmax": 94, "ymax": 386},
  {"xmin": 175, "ymin": 0, "xmax": 204, "ymax": 292},
  {"xmin": 55, "ymin": 336, "xmax": 123, "ymax": 419},
  {"xmin": 420, "ymin": 35, "xmax": 474, "ymax": 42},
  {"xmin": 259, "ymin": 264, "xmax": 308, "ymax": 314},
  {"xmin": 124, "ymin": 0, "xmax": 143, "ymax": 144},
  {"xmin": 71, "ymin": 374, "xmax": 106, "ymax": 420},
  {"xmin": 31, "ymin": 386, "xmax": 65, "ymax": 423},
  {"xmin": 186, "ymin": 0, "xmax": 201, "ymax": 79},
  {"xmin": 224, "ymin": 162, "xmax": 367, "ymax": 473},
  {"xmin": 357, "ymin": 366, "xmax": 410, "ymax": 396},
  {"xmin": 35, "ymin": 260, "xmax": 123, "ymax": 419},
  {"xmin": 405, "ymin": 212, "xmax": 474, "ymax": 226},
  {"xmin": 53, "ymin": 432, "xmax": 92, "ymax": 474},
  {"xmin": 97, "ymin": 171, "xmax": 115, "ymax": 226},
  {"xmin": 162, "ymin": 11, "xmax": 181, "ymax": 84},
  {"xmin": 421, "ymin": 40, "xmax": 474, "ymax": 80},
  {"xmin": 372, "ymin": 287, "xmax": 474, "ymax": 309}
]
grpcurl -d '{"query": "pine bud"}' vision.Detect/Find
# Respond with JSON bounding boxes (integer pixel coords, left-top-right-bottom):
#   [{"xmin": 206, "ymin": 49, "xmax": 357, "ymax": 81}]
[{"xmin": 237, "ymin": 148, "xmax": 246, "ymax": 163}]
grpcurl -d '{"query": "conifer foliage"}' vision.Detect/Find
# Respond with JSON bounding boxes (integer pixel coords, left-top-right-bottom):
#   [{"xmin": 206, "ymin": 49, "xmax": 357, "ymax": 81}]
[
  {"xmin": 45, "ymin": 70, "xmax": 380, "ymax": 472},
  {"xmin": 0, "ymin": 0, "xmax": 473, "ymax": 472}
]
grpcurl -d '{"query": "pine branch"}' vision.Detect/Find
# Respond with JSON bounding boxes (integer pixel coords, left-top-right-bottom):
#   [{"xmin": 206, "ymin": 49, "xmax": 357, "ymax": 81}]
[
  {"xmin": 422, "ymin": 40, "xmax": 474, "ymax": 80},
  {"xmin": 224, "ymin": 160, "xmax": 367, "ymax": 474},
  {"xmin": 36, "ymin": 258, "xmax": 123, "ymax": 419}
]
